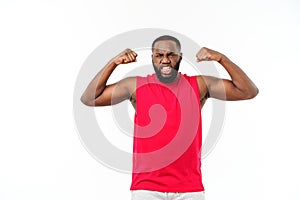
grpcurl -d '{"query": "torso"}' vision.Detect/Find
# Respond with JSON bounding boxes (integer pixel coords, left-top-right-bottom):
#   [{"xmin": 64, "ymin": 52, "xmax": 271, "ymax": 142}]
[
  {"xmin": 130, "ymin": 73, "xmax": 205, "ymax": 192},
  {"xmin": 129, "ymin": 75, "xmax": 209, "ymax": 110}
]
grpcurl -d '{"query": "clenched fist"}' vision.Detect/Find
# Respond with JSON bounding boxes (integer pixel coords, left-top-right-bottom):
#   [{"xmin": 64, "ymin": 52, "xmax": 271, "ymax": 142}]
[
  {"xmin": 113, "ymin": 48, "xmax": 138, "ymax": 65},
  {"xmin": 196, "ymin": 47, "xmax": 223, "ymax": 62}
]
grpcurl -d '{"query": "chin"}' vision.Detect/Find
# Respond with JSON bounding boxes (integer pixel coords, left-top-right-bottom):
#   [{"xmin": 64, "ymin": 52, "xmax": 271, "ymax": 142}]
[{"xmin": 156, "ymin": 71, "xmax": 178, "ymax": 83}]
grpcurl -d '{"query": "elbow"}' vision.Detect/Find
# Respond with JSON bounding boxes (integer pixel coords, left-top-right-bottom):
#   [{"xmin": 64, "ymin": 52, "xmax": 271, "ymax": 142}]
[
  {"xmin": 80, "ymin": 95, "xmax": 96, "ymax": 107},
  {"xmin": 244, "ymin": 87, "xmax": 259, "ymax": 100}
]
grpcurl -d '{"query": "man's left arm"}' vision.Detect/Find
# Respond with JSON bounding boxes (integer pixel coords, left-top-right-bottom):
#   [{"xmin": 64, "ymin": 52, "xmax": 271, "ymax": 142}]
[{"xmin": 196, "ymin": 47, "xmax": 259, "ymax": 101}]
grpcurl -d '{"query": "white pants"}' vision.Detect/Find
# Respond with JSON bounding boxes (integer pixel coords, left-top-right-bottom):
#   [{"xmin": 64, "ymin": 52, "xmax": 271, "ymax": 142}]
[{"xmin": 131, "ymin": 190, "xmax": 205, "ymax": 200}]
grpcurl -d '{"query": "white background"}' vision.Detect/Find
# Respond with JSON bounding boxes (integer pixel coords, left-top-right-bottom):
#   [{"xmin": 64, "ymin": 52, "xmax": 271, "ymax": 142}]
[{"xmin": 1, "ymin": 0, "xmax": 300, "ymax": 199}]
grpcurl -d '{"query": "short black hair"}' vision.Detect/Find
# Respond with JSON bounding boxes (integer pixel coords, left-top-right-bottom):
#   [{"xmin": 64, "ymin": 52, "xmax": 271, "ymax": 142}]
[{"xmin": 152, "ymin": 35, "xmax": 181, "ymax": 52}]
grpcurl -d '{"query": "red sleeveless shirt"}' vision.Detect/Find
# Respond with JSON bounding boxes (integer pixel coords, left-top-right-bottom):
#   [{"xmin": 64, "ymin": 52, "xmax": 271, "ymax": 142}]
[{"xmin": 130, "ymin": 73, "xmax": 204, "ymax": 192}]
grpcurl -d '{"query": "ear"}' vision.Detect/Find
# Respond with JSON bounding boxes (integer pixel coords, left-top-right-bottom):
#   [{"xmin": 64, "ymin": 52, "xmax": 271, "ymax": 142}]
[{"xmin": 179, "ymin": 52, "xmax": 183, "ymax": 61}]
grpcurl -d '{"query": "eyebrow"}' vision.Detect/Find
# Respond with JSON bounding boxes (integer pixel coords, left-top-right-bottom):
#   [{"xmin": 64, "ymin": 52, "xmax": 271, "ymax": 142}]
[{"xmin": 154, "ymin": 51, "xmax": 176, "ymax": 55}]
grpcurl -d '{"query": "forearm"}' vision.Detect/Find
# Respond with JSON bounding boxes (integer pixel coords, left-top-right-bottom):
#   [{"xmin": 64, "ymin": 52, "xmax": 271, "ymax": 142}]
[
  {"xmin": 218, "ymin": 54, "xmax": 259, "ymax": 98},
  {"xmin": 81, "ymin": 59, "xmax": 117, "ymax": 104}
]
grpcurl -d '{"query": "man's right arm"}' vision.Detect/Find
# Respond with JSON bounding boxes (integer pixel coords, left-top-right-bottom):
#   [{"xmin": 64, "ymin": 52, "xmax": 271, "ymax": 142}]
[{"xmin": 80, "ymin": 49, "xmax": 137, "ymax": 106}]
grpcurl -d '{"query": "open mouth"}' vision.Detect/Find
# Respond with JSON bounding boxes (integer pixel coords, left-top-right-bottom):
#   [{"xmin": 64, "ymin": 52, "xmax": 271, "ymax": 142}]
[{"xmin": 160, "ymin": 66, "xmax": 172, "ymax": 76}]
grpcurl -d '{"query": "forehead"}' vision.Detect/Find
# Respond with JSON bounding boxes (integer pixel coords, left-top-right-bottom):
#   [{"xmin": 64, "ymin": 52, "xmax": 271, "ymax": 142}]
[{"xmin": 153, "ymin": 40, "xmax": 179, "ymax": 53}]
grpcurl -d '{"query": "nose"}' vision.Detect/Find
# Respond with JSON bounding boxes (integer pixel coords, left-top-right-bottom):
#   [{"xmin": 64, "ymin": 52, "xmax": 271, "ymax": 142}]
[{"xmin": 161, "ymin": 55, "xmax": 171, "ymax": 64}]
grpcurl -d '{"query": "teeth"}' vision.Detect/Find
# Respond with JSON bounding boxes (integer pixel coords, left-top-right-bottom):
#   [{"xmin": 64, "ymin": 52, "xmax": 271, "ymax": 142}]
[{"xmin": 162, "ymin": 66, "xmax": 171, "ymax": 72}]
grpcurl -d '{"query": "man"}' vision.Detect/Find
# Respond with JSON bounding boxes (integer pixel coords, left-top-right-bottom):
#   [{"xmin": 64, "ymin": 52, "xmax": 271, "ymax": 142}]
[{"xmin": 81, "ymin": 35, "xmax": 258, "ymax": 200}]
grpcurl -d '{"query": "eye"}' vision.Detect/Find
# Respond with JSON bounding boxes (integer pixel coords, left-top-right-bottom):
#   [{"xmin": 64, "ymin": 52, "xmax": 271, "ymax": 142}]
[{"xmin": 168, "ymin": 53, "xmax": 177, "ymax": 58}]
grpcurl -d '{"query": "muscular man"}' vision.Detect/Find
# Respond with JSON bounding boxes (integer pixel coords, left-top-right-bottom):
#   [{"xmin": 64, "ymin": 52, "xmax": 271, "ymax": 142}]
[{"xmin": 81, "ymin": 35, "xmax": 258, "ymax": 200}]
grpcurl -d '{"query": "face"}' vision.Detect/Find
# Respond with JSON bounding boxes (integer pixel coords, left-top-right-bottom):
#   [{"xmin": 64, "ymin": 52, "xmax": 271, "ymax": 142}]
[{"xmin": 152, "ymin": 40, "xmax": 182, "ymax": 83}]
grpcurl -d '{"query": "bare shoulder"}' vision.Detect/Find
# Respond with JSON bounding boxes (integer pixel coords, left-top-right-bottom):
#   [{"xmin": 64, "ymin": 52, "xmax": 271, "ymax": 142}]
[
  {"xmin": 119, "ymin": 76, "xmax": 136, "ymax": 102},
  {"xmin": 196, "ymin": 75, "xmax": 211, "ymax": 108},
  {"xmin": 196, "ymin": 75, "xmax": 209, "ymax": 97},
  {"xmin": 117, "ymin": 76, "xmax": 136, "ymax": 95}
]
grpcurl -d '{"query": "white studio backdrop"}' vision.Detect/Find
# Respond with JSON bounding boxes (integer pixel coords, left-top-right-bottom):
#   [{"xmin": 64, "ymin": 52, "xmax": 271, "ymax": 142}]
[{"xmin": 0, "ymin": 0, "xmax": 299, "ymax": 200}]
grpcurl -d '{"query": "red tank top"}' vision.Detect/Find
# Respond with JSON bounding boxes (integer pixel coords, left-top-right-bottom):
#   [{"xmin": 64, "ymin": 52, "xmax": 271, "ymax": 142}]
[{"xmin": 130, "ymin": 73, "xmax": 204, "ymax": 192}]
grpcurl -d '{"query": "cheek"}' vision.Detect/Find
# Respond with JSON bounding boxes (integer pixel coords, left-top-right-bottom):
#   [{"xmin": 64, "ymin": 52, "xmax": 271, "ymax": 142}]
[
  {"xmin": 171, "ymin": 59, "xmax": 180, "ymax": 65},
  {"xmin": 156, "ymin": 58, "xmax": 164, "ymax": 63},
  {"xmin": 152, "ymin": 61, "xmax": 160, "ymax": 69}
]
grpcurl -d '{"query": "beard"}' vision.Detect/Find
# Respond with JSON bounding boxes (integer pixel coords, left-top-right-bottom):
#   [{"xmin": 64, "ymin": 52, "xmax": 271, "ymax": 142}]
[{"xmin": 152, "ymin": 60, "xmax": 180, "ymax": 83}]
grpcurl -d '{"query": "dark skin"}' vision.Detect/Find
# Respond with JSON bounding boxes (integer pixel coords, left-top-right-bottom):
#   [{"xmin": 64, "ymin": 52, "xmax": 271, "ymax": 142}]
[{"xmin": 81, "ymin": 40, "xmax": 259, "ymax": 109}]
